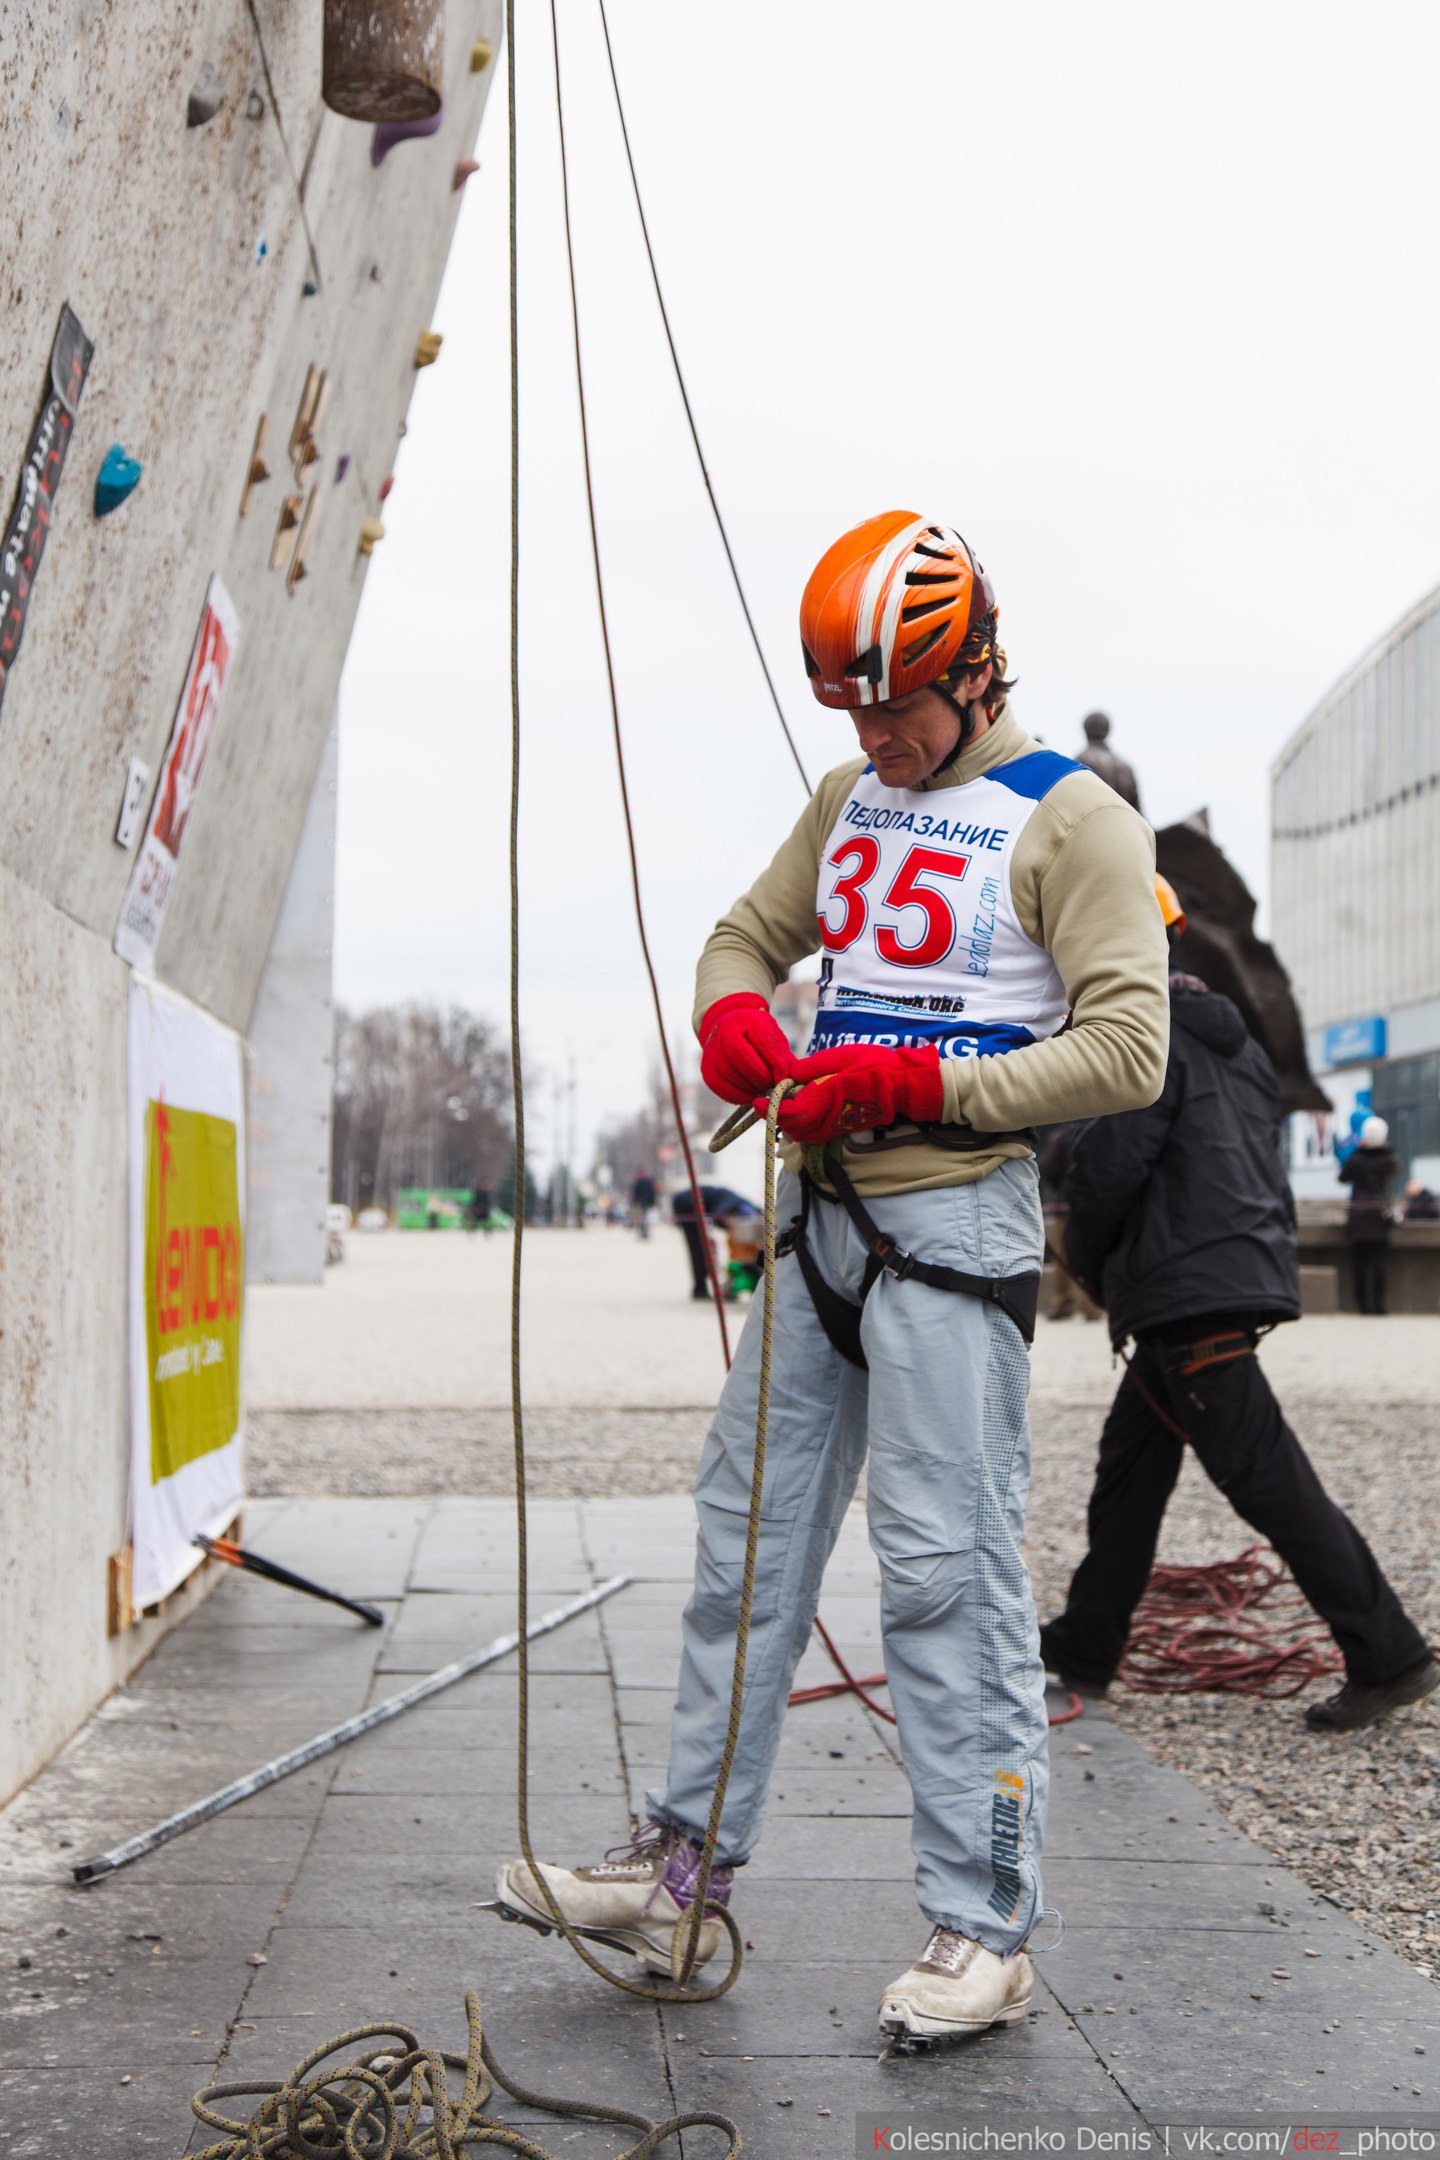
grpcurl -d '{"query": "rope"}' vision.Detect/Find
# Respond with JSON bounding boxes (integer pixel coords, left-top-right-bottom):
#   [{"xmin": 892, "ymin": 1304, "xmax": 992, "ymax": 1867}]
[
  {"xmin": 185, "ymin": 1989, "xmax": 740, "ymax": 2158},
  {"xmin": 593, "ymin": 0, "xmax": 812, "ymax": 800},
  {"xmin": 548, "ymin": 0, "xmax": 731, "ymax": 1368},
  {"xmin": 1117, "ymin": 1545, "xmax": 1344, "ymax": 1698}
]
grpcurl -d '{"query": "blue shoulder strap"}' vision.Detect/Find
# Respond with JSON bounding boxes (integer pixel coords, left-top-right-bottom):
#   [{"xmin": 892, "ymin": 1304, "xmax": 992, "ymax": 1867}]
[{"xmin": 986, "ymin": 749, "xmax": 1086, "ymax": 801}]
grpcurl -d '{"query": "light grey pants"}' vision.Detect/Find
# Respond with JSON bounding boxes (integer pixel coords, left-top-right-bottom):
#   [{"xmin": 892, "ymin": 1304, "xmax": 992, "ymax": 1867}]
[{"xmin": 647, "ymin": 1159, "xmax": 1050, "ymax": 1955}]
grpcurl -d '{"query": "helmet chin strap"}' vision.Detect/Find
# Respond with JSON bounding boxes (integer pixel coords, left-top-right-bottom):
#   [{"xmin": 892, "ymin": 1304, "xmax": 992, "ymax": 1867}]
[{"xmin": 931, "ymin": 678, "xmax": 980, "ymax": 770}]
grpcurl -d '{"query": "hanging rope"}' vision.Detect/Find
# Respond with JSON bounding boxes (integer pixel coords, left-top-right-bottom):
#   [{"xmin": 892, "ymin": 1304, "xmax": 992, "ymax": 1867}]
[
  {"xmin": 549, "ymin": 0, "xmax": 731, "ymax": 1365},
  {"xmin": 594, "ymin": 0, "xmax": 812, "ymax": 799}
]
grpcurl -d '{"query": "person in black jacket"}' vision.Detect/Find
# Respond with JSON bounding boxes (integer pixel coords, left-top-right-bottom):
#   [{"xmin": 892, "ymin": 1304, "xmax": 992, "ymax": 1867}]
[
  {"xmin": 1039, "ymin": 878, "xmax": 1436, "ymax": 1734},
  {"xmin": 1339, "ymin": 1117, "xmax": 1402, "ymax": 1313}
]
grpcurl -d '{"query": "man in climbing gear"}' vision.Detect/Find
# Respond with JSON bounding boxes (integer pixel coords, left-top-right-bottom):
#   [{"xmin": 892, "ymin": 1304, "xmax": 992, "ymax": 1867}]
[
  {"xmin": 1039, "ymin": 876, "xmax": 1437, "ymax": 1733},
  {"xmin": 496, "ymin": 511, "xmax": 1170, "ymax": 2043}
]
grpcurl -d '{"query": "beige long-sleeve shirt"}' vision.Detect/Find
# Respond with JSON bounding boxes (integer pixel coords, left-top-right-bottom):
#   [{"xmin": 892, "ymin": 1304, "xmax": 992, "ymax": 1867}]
[{"xmin": 694, "ymin": 705, "xmax": 1170, "ymax": 1196}]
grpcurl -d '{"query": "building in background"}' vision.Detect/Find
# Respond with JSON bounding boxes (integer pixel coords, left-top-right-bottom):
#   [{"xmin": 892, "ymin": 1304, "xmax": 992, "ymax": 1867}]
[{"xmin": 1272, "ymin": 582, "xmax": 1440, "ymax": 1197}]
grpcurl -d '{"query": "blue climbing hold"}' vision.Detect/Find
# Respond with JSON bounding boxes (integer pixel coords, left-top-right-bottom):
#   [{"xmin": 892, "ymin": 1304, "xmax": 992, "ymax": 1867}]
[{"xmin": 95, "ymin": 444, "xmax": 143, "ymax": 517}]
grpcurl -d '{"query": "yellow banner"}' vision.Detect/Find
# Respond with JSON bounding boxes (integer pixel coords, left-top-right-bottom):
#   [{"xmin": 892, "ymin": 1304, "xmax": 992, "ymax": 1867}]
[{"xmin": 144, "ymin": 1098, "xmax": 243, "ymax": 1483}]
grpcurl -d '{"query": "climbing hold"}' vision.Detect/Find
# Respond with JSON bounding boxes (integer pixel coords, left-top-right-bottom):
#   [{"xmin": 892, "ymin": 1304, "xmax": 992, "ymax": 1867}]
[
  {"xmin": 239, "ymin": 415, "xmax": 270, "ymax": 517},
  {"xmin": 335, "ymin": 454, "xmax": 351, "ymax": 485},
  {"xmin": 303, "ymin": 276, "xmax": 318, "ymax": 297},
  {"xmin": 288, "ymin": 367, "xmax": 330, "ymax": 478},
  {"xmin": 323, "ymin": 0, "xmax": 444, "ymax": 123},
  {"xmin": 453, "ymin": 158, "xmax": 480, "ymax": 191},
  {"xmin": 94, "ymin": 445, "xmax": 142, "ymax": 518},
  {"xmin": 286, "ymin": 487, "xmax": 322, "ymax": 595},
  {"xmin": 378, "ymin": 474, "xmax": 394, "ymax": 503},
  {"xmin": 413, "ymin": 330, "xmax": 442, "ymax": 369},
  {"xmin": 246, "ymin": 89, "xmax": 265, "ymax": 122},
  {"xmin": 254, "ymin": 235, "xmax": 268, "ymax": 264},
  {"xmin": 269, "ymin": 494, "xmax": 303, "ymax": 572},
  {"xmin": 371, "ymin": 106, "xmax": 444, "ymax": 166},
  {"xmin": 187, "ymin": 63, "xmax": 224, "ymax": 128},
  {"xmin": 470, "ymin": 39, "xmax": 494, "ymax": 72},
  {"xmin": 358, "ymin": 516, "xmax": 385, "ymax": 556}
]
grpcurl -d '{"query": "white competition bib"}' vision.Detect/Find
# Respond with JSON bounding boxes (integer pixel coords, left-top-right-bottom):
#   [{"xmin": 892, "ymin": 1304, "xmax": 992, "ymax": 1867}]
[{"xmin": 808, "ymin": 751, "xmax": 1080, "ymax": 1062}]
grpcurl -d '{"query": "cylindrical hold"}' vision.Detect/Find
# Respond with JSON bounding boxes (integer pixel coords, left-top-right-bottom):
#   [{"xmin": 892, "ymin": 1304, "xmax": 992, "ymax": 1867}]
[
  {"xmin": 323, "ymin": 0, "xmax": 444, "ymax": 124},
  {"xmin": 413, "ymin": 330, "xmax": 442, "ymax": 369}
]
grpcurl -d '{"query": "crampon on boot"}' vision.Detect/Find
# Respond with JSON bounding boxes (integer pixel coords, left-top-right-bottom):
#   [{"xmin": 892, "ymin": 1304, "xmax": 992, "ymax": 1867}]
[
  {"xmin": 489, "ymin": 1822, "xmax": 733, "ymax": 1978},
  {"xmin": 878, "ymin": 1926, "xmax": 1032, "ymax": 2052}
]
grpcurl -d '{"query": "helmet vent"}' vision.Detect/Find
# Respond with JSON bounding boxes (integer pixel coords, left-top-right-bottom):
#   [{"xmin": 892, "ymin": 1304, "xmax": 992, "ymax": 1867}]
[
  {"xmin": 900, "ymin": 594, "xmax": 952, "ymax": 623},
  {"xmin": 904, "ymin": 570, "xmax": 957, "ymax": 586},
  {"xmin": 912, "ymin": 540, "xmax": 955, "ymax": 561},
  {"xmin": 901, "ymin": 623, "xmax": 949, "ymax": 667}
]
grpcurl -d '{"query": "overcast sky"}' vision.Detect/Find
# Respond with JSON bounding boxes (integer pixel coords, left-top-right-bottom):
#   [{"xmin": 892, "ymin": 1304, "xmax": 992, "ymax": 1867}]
[{"xmin": 335, "ymin": 0, "xmax": 1440, "ymax": 1180}]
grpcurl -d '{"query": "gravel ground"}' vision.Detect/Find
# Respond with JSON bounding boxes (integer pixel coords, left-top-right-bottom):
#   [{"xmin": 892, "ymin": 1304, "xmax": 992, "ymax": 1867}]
[{"xmin": 248, "ymin": 1382, "xmax": 1440, "ymax": 1982}]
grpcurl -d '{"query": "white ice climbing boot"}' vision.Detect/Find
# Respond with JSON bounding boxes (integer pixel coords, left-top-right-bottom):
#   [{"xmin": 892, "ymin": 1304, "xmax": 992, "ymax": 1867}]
[
  {"xmin": 491, "ymin": 1823, "xmax": 731, "ymax": 1979},
  {"xmin": 879, "ymin": 1926, "xmax": 1032, "ymax": 2046}
]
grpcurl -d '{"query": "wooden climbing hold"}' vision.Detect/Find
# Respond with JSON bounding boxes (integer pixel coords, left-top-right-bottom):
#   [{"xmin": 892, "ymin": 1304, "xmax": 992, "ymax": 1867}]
[
  {"xmin": 358, "ymin": 516, "xmax": 385, "ymax": 556},
  {"xmin": 453, "ymin": 158, "xmax": 480, "ymax": 191},
  {"xmin": 322, "ymin": 0, "xmax": 443, "ymax": 124},
  {"xmin": 413, "ymin": 330, "xmax": 442, "ymax": 369},
  {"xmin": 288, "ymin": 367, "xmax": 330, "ymax": 478},
  {"xmin": 470, "ymin": 38, "xmax": 494, "ymax": 72},
  {"xmin": 187, "ymin": 63, "xmax": 224, "ymax": 128},
  {"xmin": 94, "ymin": 445, "xmax": 143, "ymax": 518},
  {"xmin": 287, "ymin": 487, "xmax": 322, "ymax": 595},
  {"xmin": 269, "ymin": 494, "xmax": 303, "ymax": 571},
  {"xmin": 239, "ymin": 415, "xmax": 270, "ymax": 516}
]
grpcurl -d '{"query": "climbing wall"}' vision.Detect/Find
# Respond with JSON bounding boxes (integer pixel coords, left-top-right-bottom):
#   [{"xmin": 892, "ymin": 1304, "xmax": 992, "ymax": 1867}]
[{"xmin": 0, "ymin": 0, "xmax": 503, "ymax": 1802}]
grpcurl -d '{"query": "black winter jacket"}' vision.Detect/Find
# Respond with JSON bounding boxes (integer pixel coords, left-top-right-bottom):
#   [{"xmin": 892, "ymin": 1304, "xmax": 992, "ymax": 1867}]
[{"xmin": 1061, "ymin": 982, "xmax": 1300, "ymax": 1346}]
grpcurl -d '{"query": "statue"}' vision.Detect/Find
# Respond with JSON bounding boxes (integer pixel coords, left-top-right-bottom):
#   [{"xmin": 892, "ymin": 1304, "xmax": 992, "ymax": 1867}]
[{"xmin": 1075, "ymin": 711, "xmax": 1142, "ymax": 813}]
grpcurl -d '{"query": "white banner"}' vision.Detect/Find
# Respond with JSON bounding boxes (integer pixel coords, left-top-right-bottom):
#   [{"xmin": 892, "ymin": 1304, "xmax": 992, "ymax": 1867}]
[
  {"xmin": 116, "ymin": 575, "xmax": 241, "ymax": 973},
  {"xmin": 127, "ymin": 978, "xmax": 246, "ymax": 1608}
]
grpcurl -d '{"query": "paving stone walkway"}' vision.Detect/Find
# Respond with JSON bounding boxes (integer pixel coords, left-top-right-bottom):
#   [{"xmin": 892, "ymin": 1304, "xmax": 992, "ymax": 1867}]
[{"xmin": 3, "ymin": 1497, "xmax": 1436, "ymax": 2156}]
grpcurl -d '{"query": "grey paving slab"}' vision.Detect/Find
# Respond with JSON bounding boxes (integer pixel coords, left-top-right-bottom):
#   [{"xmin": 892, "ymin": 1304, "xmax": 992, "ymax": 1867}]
[
  {"xmin": 331, "ymin": 1745, "xmax": 626, "ymax": 1798},
  {"xmin": 1, "ymin": 2056, "xmax": 218, "ymax": 2160},
  {"xmin": 377, "ymin": 1598, "xmax": 610, "ymax": 1676},
  {"xmin": 743, "ymin": 1814, "xmax": 913, "ymax": 1881},
  {"xmin": 302, "ymin": 1791, "xmax": 624, "ymax": 1860},
  {"xmin": 244, "ymin": 1496, "xmax": 435, "ymax": 1600}
]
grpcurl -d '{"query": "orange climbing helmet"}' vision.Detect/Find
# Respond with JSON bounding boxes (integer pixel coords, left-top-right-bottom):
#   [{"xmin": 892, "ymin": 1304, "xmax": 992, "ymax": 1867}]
[
  {"xmin": 799, "ymin": 511, "xmax": 999, "ymax": 709},
  {"xmin": 1155, "ymin": 874, "xmax": 1187, "ymax": 935}
]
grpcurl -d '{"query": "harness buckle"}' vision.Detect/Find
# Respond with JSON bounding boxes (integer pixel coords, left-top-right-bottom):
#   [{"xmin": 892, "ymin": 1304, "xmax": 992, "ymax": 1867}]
[{"xmin": 872, "ymin": 1235, "xmax": 917, "ymax": 1282}]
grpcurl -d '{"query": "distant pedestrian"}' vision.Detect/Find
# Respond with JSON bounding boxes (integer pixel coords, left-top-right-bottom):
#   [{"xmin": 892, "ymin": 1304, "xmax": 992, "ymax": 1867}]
[
  {"xmin": 630, "ymin": 1170, "xmax": 657, "ymax": 1240},
  {"xmin": 1404, "ymin": 1179, "xmax": 1438, "ymax": 1222},
  {"xmin": 671, "ymin": 1183, "xmax": 758, "ymax": 1300},
  {"xmin": 467, "ymin": 1184, "xmax": 492, "ymax": 1235},
  {"xmin": 1040, "ymin": 879, "xmax": 1437, "ymax": 1734},
  {"xmin": 1340, "ymin": 1116, "xmax": 1402, "ymax": 1314}
]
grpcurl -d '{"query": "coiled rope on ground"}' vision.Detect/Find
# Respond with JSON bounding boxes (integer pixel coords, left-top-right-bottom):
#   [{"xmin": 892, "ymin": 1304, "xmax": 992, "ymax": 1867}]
[
  {"xmin": 1117, "ymin": 1543, "xmax": 1344, "ymax": 1697},
  {"xmin": 185, "ymin": 1990, "xmax": 739, "ymax": 2159}
]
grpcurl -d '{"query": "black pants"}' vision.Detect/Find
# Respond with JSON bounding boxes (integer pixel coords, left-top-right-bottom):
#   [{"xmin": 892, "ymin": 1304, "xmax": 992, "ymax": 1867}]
[
  {"xmin": 1040, "ymin": 1324, "xmax": 1427, "ymax": 1688},
  {"xmin": 1350, "ymin": 1239, "xmax": 1389, "ymax": 1315},
  {"xmin": 679, "ymin": 1219, "xmax": 710, "ymax": 1294}
]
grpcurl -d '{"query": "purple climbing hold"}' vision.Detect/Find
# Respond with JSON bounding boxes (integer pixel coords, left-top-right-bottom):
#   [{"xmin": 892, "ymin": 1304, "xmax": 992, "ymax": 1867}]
[
  {"xmin": 372, "ymin": 105, "xmax": 444, "ymax": 167},
  {"xmin": 335, "ymin": 454, "xmax": 351, "ymax": 484}
]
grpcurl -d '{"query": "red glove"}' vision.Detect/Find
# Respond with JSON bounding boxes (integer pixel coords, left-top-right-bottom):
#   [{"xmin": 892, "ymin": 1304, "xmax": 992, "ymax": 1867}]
[
  {"xmin": 698, "ymin": 992, "xmax": 796, "ymax": 1106},
  {"xmin": 765, "ymin": 1042, "xmax": 944, "ymax": 1145}
]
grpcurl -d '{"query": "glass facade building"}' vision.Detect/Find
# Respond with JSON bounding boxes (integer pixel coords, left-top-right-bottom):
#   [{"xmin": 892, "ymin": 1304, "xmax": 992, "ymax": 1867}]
[{"xmin": 1272, "ymin": 583, "xmax": 1440, "ymax": 1190}]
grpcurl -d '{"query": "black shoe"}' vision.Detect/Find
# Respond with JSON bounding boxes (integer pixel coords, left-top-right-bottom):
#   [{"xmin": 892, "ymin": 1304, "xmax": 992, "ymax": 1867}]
[
  {"xmin": 691, "ymin": 1287, "xmax": 711, "ymax": 1300},
  {"xmin": 1038, "ymin": 1624, "xmax": 1112, "ymax": 1700},
  {"xmin": 1304, "ymin": 1657, "xmax": 1439, "ymax": 1732}
]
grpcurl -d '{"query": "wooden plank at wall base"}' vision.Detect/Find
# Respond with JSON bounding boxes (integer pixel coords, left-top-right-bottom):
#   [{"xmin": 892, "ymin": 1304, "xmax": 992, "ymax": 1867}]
[{"xmin": 107, "ymin": 1509, "xmax": 242, "ymax": 1638}]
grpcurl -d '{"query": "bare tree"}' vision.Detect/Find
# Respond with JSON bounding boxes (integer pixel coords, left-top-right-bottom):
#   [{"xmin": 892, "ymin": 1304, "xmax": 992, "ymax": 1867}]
[{"xmin": 331, "ymin": 1004, "xmax": 514, "ymax": 1215}]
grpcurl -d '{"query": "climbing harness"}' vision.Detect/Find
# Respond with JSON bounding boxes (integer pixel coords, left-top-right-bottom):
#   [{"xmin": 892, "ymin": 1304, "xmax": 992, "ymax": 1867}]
[{"xmin": 777, "ymin": 1148, "xmax": 1042, "ymax": 1369}]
